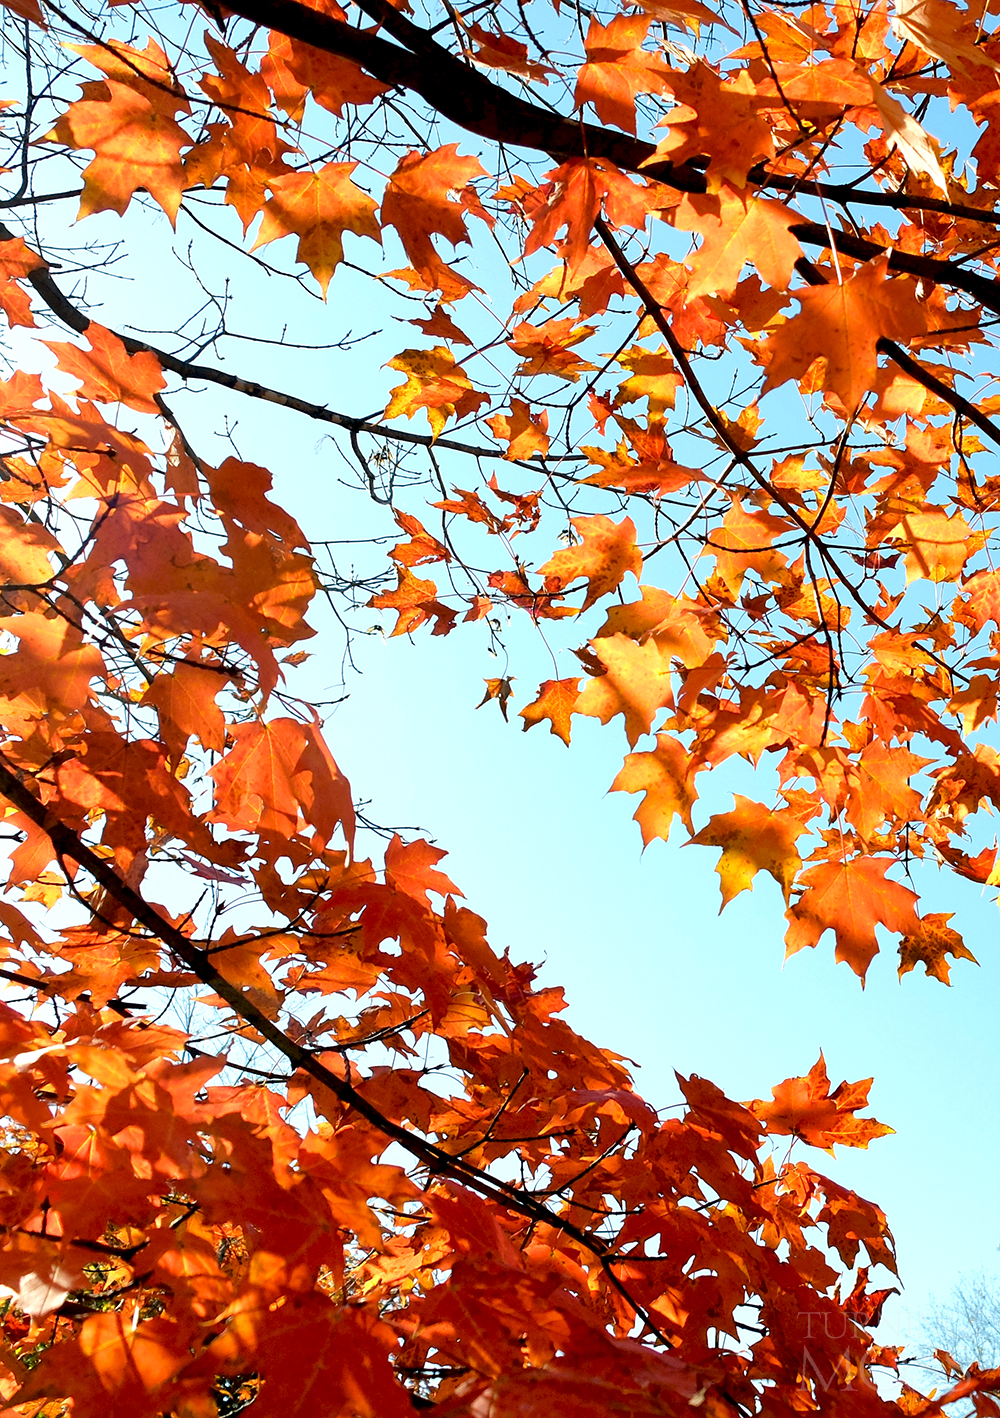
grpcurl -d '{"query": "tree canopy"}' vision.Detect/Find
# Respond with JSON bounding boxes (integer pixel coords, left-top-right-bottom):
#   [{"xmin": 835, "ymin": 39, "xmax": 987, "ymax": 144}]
[{"xmin": 0, "ymin": 0, "xmax": 996, "ymax": 1411}]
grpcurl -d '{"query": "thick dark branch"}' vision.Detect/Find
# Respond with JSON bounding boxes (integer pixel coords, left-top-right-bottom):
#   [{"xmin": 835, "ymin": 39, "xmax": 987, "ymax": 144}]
[{"xmin": 215, "ymin": 0, "xmax": 1000, "ymax": 312}]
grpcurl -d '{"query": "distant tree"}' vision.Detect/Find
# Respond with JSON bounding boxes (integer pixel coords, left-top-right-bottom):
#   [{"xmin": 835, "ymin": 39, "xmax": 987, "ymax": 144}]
[{"xmin": 922, "ymin": 1269, "xmax": 1000, "ymax": 1374}]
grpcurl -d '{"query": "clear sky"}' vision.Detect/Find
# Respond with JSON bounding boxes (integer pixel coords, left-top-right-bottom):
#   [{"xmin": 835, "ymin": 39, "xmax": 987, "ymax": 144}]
[{"xmin": 13, "ymin": 132, "xmax": 1000, "ymax": 1368}]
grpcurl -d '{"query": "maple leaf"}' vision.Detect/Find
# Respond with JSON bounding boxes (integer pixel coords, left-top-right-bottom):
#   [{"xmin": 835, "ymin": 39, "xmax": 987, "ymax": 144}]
[
  {"xmin": 410, "ymin": 304, "xmax": 473, "ymax": 346},
  {"xmin": 208, "ymin": 1293, "xmax": 413, "ymax": 1418},
  {"xmin": 0, "ymin": 504, "xmax": 60, "ymax": 586},
  {"xmin": 261, "ymin": 31, "xmax": 389, "ymax": 122},
  {"xmin": 47, "ymin": 324, "xmax": 165, "ymax": 415},
  {"xmin": 46, "ymin": 40, "xmax": 192, "ymax": 222},
  {"xmin": 815, "ymin": 1174, "xmax": 899, "ymax": 1273},
  {"xmin": 761, "ymin": 256, "xmax": 930, "ymax": 411},
  {"xmin": 956, "ymin": 568, "xmax": 1000, "ymax": 632},
  {"xmin": 844, "ymin": 741, "xmax": 929, "ymax": 843},
  {"xmin": 538, "ymin": 515, "xmax": 643, "ymax": 610},
  {"xmin": 891, "ymin": 0, "xmax": 999, "ymax": 74},
  {"xmin": 885, "ymin": 507, "xmax": 976, "ymax": 583},
  {"xmin": 381, "ymin": 146, "xmax": 489, "ymax": 300},
  {"xmin": 869, "ymin": 80, "xmax": 948, "ymax": 192},
  {"xmin": 897, "ymin": 912, "xmax": 978, "ymax": 984},
  {"xmin": 140, "ymin": 660, "xmax": 227, "ymax": 765},
  {"xmin": 384, "ymin": 347, "xmax": 489, "ymax": 439},
  {"xmin": 16, "ymin": 1311, "xmax": 190, "ymax": 1414},
  {"xmin": 574, "ymin": 14, "xmax": 670, "ymax": 135},
  {"xmin": 949, "ymin": 673, "xmax": 1000, "ymax": 735},
  {"xmin": 750, "ymin": 1054, "xmax": 894, "ymax": 1151},
  {"xmin": 476, "ymin": 676, "xmax": 515, "ymax": 720},
  {"xmin": 575, "ymin": 633, "xmax": 675, "ymax": 745},
  {"xmin": 706, "ymin": 495, "xmax": 794, "ymax": 598},
  {"xmin": 610, "ymin": 732, "xmax": 700, "ymax": 843},
  {"xmin": 508, "ymin": 318, "xmax": 597, "ymax": 381},
  {"xmin": 643, "ymin": 62, "xmax": 775, "ymax": 190},
  {"xmin": 784, "ymin": 855, "xmax": 921, "ymax": 980},
  {"xmin": 0, "ymin": 611, "xmax": 105, "ymax": 718},
  {"xmin": 689, "ymin": 795, "xmax": 809, "ymax": 906},
  {"xmin": 385, "ymin": 834, "xmax": 462, "ymax": 906},
  {"xmin": 487, "ymin": 400, "xmax": 550, "ymax": 460},
  {"xmin": 519, "ymin": 678, "xmax": 581, "ymax": 746},
  {"xmin": 613, "ymin": 346, "xmax": 682, "ymax": 424},
  {"xmin": 0, "ymin": 237, "xmax": 45, "ymax": 327},
  {"xmin": 466, "ymin": 23, "xmax": 555, "ymax": 83},
  {"xmin": 367, "ymin": 564, "xmax": 456, "ymax": 636},
  {"xmin": 598, "ymin": 586, "xmax": 722, "ymax": 667},
  {"xmin": 253, "ymin": 162, "xmax": 381, "ymax": 295},
  {"xmin": 208, "ymin": 457, "xmax": 308, "ymax": 551},
  {"xmin": 524, "ymin": 157, "xmax": 652, "ymax": 275},
  {"xmin": 209, "ymin": 717, "xmax": 354, "ymax": 847},
  {"xmin": 675, "ymin": 186, "xmax": 803, "ymax": 298},
  {"xmin": 388, "ymin": 510, "xmax": 450, "ymax": 567}
]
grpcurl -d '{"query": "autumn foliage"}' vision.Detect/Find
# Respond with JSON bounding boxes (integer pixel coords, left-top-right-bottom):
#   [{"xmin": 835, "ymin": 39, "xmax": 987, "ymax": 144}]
[{"xmin": 0, "ymin": 0, "xmax": 996, "ymax": 1410}]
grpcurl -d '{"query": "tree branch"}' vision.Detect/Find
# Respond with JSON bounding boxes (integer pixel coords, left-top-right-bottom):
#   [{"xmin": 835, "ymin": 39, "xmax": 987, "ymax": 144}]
[
  {"xmin": 0, "ymin": 220, "xmax": 570, "ymax": 465},
  {"xmin": 0, "ymin": 752, "xmax": 665, "ymax": 1337},
  {"xmin": 211, "ymin": 0, "xmax": 1000, "ymax": 312}
]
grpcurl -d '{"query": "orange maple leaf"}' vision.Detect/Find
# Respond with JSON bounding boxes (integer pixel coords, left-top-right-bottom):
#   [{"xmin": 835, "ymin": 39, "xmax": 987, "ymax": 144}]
[
  {"xmin": 476, "ymin": 676, "xmax": 515, "ymax": 721},
  {"xmin": 897, "ymin": 912, "xmax": 978, "ymax": 984},
  {"xmin": 486, "ymin": 400, "xmax": 550, "ymax": 461},
  {"xmin": 524, "ymin": 157, "xmax": 652, "ymax": 275},
  {"xmin": 209, "ymin": 717, "xmax": 354, "ymax": 848},
  {"xmin": 46, "ymin": 324, "xmax": 165, "ymax": 415},
  {"xmin": 598, "ymin": 586, "xmax": 723, "ymax": 668},
  {"xmin": 956, "ymin": 568, "xmax": 1000, "ymax": 632},
  {"xmin": 381, "ymin": 146, "xmax": 489, "ymax": 300},
  {"xmin": 0, "ymin": 612, "xmax": 105, "ymax": 718},
  {"xmin": 613, "ymin": 346, "xmax": 682, "ymax": 425},
  {"xmin": 705, "ymin": 496, "xmax": 794, "ymax": 598},
  {"xmin": 688, "ymin": 795, "xmax": 809, "ymax": 906},
  {"xmin": 519, "ymin": 678, "xmax": 581, "ymax": 746},
  {"xmin": 675, "ymin": 185, "xmax": 803, "ymax": 298},
  {"xmin": 253, "ymin": 162, "xmax": 381, "ymax": 295},
  {"xmin": 0, "ymin": 238, "xmax": 45, "ymax": 327},
  {"xmin": 610, "ymin": 732, "xmax": 700, "ymax": 843},
  {"xmin": 140, "ymin": 660, "xmax": 226, "ymax": 766},
  {"xmin": 538, "ymin": 515, "xmax": 643, "ymax": 611},
  {"xmin": 385, "ymin": 835, "xmax": 462, "ymax": 906},
  {"xmin": 761, "ymin": 255, "xmax": 930, "ymax": 411},
  {"xmin": 0, "ymin": 504, "xmax": 60, "ymax": 586},
  {"xmin": 844, "ymin": 741, "xmax": 930, "ymax": 843},
  {"xmin": 784, "ymin": 855, "xmax": 920, "ymax": 980},
  {"xmin": 575, "ymin": 634, "xmax": 675, "ymax": 745},
  {"xmin": 384, "ymin": 347, "xmax": 489, "ymax": 439},
  {"xmin": 885, "ymin": 506, "xmax": 977, "ymax": 584},
  {"xmin": 388, "ymin": 510, "xmax": 450, "ymax": 568},
  {"xmin": 368, "ymin": 564, "xmax": 456, "ymax": 636},
  {"xmin": 46, "ymin": 40, "xmax": 192, "ymax": 221},
  {"xmin": 409, "ymin": 305, "xmax": 473, "ymax": 346},
  {"xmin": 574, "ymin": 14, "xmax": 670, "ymax": 135},
  {"xmin": 643, "ymin": 62, "xmax": 775, "ymax": 190},
  {"xmin": 466, "ymin": 23, "xmax": 556, "ymax": 83},
  {"xmin": 508, "ymin": 318, "xmax": 596, "ymax": 381},
  {"xmin": 261, "ymin": 31, "xmax": 389, "ymax": 122},
  {"xmin": 750, "ymin": 1054, "xmax": 894, "ymax": 1151}
]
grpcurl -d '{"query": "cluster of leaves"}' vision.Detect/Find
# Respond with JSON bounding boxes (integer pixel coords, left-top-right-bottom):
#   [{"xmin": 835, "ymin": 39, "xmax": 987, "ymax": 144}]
[
  {"xmin": 0, "ymin": 336, "xmax": 966, "ymax": 1414},
  {"xmin": 0, "ymin": 0, "xmax": 995, "ymax": 1409}
]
